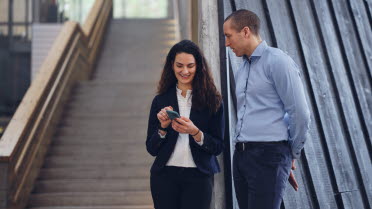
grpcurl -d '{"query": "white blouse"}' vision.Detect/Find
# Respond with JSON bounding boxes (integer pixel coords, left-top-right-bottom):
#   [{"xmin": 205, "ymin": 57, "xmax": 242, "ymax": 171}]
[{"xmin": 165, "ymin": 87, "xmax": 204, "ymax": 167}]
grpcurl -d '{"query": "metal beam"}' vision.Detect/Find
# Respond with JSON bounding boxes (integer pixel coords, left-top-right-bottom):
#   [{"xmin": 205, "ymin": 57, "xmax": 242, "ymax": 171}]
[{"xmin": 26, "ymin": 0, "xmax": 29, "ymax": 39}]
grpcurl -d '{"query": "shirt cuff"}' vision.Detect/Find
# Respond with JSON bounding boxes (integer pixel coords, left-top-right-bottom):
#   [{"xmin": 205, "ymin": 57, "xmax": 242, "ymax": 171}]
[
  {"xmin": 158, "ymin": 130, "xmax": 167, "ymax": 139},
  {"xmin": 195, "ymin": 132, "xmax": 204, "ymax": 145}
]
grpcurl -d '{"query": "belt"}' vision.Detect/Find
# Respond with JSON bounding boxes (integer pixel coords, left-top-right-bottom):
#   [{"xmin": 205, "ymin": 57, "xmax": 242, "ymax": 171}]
[{"xmin": 235, "ymin": 140, "xmax": 287, "ymax": 152}]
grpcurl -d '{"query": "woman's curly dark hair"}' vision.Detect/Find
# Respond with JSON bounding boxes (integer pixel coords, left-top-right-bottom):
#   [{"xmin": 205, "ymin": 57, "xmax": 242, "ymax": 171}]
[{"xmin": 157, "ymin": 40, "xmax": 222, "ymax": 114}]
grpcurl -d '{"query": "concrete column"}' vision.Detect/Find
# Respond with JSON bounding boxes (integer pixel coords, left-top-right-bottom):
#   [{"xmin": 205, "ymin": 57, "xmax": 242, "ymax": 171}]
[
  {"xmin": 177, "ymin": 0, "xmax": 191, "ymax": 40},
  {"xmin": 198, "ymin": 1, "xmax": 225, "ymax": 209},
  {"xmin": 198, "ymin": 0, "xmax": 221, "ymax": 91},
  {"xmin": 191, "ymin": 0, "xmax": 198, "ymax": 43}
]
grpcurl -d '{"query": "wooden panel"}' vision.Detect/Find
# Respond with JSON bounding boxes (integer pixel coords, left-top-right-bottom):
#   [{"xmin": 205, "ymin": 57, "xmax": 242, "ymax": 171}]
[
  {"xmin": 289, "ymin": 0, "xmax": 366, "ymax": 207},
  {"xmin": 264, "ymin": 0, "xmax": 337, "ymax": 208},
  {"xmin": 365, "ymin": 0, "xmax": 372, "ymax": 26},
  {"xmin": 312, "ymin": 0, "xmax": 372, "ymax": 208},
  {"xmin": 223, "ymin": 0, "xmax": 232, "ymax": 17},
  {"xmin": 348, "ymin": 0, "xmax": 372, "ymax": 77},
  {"xmin": 223, "ymin": 0, "xmax": 372, "ymax": 208},
  {"xmin": 329, "ymin": 0, "xmax": 372, "ymax": 151},
  {"xmin": 347, "ymin": 0, "xmax": 372, "ymax": 146}
]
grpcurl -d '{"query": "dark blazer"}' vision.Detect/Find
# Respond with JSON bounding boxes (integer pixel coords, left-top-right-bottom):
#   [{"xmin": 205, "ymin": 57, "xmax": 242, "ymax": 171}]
[{"xmin": 146, "ymin": 86, "xmax": 225, "ymax": 175}]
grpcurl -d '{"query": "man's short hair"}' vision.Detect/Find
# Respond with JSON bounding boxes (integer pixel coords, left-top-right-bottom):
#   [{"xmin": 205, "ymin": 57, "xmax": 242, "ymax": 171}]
[{"xmin": 224, "ymin": 9, "xmax": 261, "ymax": 36}]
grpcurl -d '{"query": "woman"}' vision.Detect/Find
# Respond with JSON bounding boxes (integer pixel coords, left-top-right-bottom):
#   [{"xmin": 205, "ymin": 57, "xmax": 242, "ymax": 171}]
[{"xmin": 146, "ymin": 40, "xmax": 224, "ymax": 209}]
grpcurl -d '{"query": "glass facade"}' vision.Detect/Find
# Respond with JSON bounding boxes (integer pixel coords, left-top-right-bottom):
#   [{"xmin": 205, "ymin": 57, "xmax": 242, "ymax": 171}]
[
  {"xmin": 0, "ymin": 0, "xmax": 32, "ymax": 40},
  {"xmin": 0, "ymin": 26, "xmax": 8, "ymax": 36},
  {"xmin": 114, "ymin": 0, "xmax": 168, "ymax": 19},
  {"xmin": 56, "ymin": 0, "xmax": 169, "ymax": 23},
  {"xmin": 0, "ymin": 1, "xmax": 9, "ymax": 22},
  {"xmin": 58, "ymin": 0, "xmax": 95, "ymax": 23},
  {"xmin": 0, "ymin": 0, "xmax": 32, "ymax": 116}
]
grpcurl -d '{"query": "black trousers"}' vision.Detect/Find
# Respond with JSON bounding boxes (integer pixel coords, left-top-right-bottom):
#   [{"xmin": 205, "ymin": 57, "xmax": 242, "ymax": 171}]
[
  {"xmin": 233, "ymin": 142, "xmax": 292, "ymax": 209},
  {"xmin": 150, "ymin": 166, "xmax": 213, "ymax": 209}
]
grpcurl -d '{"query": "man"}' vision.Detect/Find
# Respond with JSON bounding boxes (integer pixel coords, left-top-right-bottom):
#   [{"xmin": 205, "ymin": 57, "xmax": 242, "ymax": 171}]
[{"xmin": 223, "ymin": 9, "xmax": 311, "ymax": 209}]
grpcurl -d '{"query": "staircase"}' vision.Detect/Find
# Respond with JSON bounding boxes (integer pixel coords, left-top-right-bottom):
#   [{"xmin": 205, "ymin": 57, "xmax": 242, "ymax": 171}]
[{"xmin": 26, "ymin": 18, "xmax": 177, "ymax": 209}]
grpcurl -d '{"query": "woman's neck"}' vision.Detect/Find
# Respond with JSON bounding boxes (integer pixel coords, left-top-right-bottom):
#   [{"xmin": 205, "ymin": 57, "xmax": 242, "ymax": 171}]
[{"xmin": 177, "ymin": 83, "xmax": 192, "ymax": 97}]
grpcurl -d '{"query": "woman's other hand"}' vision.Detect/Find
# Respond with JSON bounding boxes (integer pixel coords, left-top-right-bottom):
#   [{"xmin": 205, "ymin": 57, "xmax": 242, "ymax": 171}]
[
  {"xmin": 171, "ymin": 116, "xmax": 198, "ymax": 135},
  {"xmin": 157, "ymin": 106, "xmax": 173, "ymax": 128}
]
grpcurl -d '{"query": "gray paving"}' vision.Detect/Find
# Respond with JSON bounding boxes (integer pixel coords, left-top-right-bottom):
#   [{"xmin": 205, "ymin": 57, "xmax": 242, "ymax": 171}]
[{"xmin": 27, "ymin": 18, "xmax": 177, "ymax": 209}]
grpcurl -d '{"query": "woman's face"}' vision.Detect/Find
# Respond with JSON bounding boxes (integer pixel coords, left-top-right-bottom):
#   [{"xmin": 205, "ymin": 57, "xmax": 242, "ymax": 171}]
[{"xmin": 173, "ymin": 52, "xmax": 196, "ymax": 87}]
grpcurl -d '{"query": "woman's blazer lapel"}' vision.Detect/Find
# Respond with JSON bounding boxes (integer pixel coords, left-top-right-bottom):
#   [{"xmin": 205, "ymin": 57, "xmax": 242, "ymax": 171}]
[
  {"xmin": 167, "ymin": 86, "xmax": 180, "ymax": 140},
  {"xmin": 169, "ymin": 86, "xmax": 179, "ymax": 114}
]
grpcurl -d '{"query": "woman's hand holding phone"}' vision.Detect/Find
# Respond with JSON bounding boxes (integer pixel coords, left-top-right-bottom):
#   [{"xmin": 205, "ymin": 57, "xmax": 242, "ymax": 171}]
[
  {"xmin": 172, "ymin": 117, "xmax": 198, "ymax": 136},
  {"xmin": 157, "ymin": 106, "xmax": 173, "ymax": 129}
]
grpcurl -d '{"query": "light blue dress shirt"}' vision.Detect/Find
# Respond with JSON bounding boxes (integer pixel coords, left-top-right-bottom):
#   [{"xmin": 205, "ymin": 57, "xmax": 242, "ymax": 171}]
[{"xmin": 234, "ymin": 41, "xmax": 311, "ymax": 159}]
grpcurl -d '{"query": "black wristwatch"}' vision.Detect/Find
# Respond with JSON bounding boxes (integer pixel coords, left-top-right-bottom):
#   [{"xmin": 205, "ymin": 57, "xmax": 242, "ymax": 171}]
[{"xmin": 158, "ymin": 124, "xmax": 168, "ymax": 132}]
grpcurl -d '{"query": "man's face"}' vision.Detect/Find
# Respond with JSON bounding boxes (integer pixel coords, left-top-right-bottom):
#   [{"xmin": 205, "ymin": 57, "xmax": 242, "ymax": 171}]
[{"xmin": 223, "ymin": 19, "xmax": 246, "ymax": 57}]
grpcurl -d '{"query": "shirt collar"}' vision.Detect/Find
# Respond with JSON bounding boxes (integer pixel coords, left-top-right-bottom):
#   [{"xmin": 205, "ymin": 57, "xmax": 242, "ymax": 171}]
[
  {"xmin": 176, "ymin": 86, "xmax": 192, "ymax": 98},
  {"xmin": 243, "ymin": 40, "xmax": 268, "ymax": 61}
]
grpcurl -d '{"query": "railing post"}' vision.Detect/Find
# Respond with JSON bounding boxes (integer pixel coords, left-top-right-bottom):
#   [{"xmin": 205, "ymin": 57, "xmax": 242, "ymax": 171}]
[{"xmin": 0, "ymin": 162, "xmax": 9, "ymax": 209}]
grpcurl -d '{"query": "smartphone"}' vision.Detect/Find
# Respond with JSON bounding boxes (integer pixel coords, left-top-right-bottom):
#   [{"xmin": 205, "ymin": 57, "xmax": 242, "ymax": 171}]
[{"xmin": 166, "ymin": 110, "xmax": 181, "ymax": 120}]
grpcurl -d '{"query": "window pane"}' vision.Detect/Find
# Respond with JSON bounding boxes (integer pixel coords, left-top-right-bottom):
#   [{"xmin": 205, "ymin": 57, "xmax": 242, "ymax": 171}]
[
  {"xmin": 0, "ymin": 26, "xmax": 8, "ymax": 36},
  {"xmin": 114, "ymin": 0, "xmax": 168, "ymax": 19},
  {"xmin": 39, "ymin": 0, "xmax": 59, "ymax": 23},
  {"xmin": 0, "ymin": 0, "xmax": 9, "ymax": 22},
  {"xmin": 14, "ymin": 0, "xmax": 26, "ymax": 22},
  {"xmin": 13, "ymin": 25, "xmax": 27, "ymax": 38},
  {"xmin": 59, "ymin": 0, "xmax": 95, "ymax": 24},
  {"xmin": 0, "ymin": 25, "xmax": 8, "ymax": 36}
]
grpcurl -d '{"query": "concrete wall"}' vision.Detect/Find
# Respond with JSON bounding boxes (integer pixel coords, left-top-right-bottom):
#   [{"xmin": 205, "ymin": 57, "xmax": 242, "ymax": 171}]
[{"xmin": 197, "ymin": 1, "xmax": 225, "ymax": 209}]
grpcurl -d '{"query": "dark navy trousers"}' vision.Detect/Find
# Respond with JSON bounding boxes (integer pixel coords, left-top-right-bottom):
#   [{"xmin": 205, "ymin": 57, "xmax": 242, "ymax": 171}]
[
  {"xmin": 233, "ymin": 142, "xmax": 292, "ymax": 209},
  {"xmin": 150, "ymin": 166, "xmax": 213, "ymax": 209}
]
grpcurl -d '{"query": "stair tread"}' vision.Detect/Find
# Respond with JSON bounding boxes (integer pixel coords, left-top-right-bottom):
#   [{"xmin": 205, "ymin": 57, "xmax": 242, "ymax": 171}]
[
  {"xmin": 34, "ymin": 178, "xmax": 150, "ymax": 193},
  {"xmin": 38, "ymin": 167, "xmax": 150, "ymax": 180},
  {"xmin": 28, "ymin": 205, "xmax": 153, "ymax": 209},
  {"xmin": 28, "ymin": 191, "xmax": 153, "ymax": 207}
]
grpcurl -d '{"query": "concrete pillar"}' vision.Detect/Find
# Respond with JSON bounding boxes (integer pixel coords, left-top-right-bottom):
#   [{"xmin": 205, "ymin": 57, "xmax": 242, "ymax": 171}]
[
  {"xmin": 191, "ymin": 0, "xmax": 198, "ymax": 43},
  {"xmin": 198, "ymin": 0, "xmax": 221, "ymax": 91},
  {"xmin": 177, "ymin": 0, "xmax": 191, "ymax": 40},
  {"xmin": 197, "ymin": 1, "xmax": 225, "ymax": 209}
]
